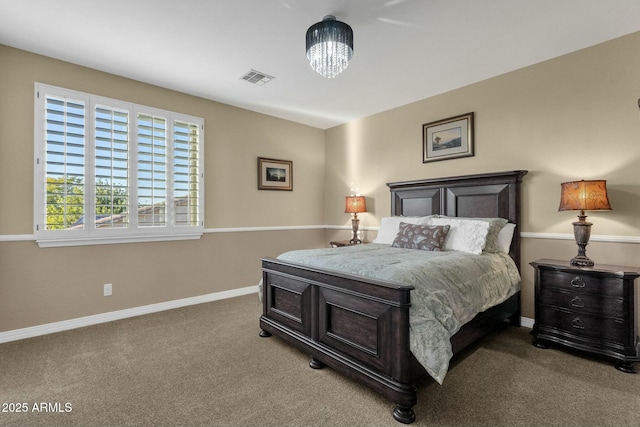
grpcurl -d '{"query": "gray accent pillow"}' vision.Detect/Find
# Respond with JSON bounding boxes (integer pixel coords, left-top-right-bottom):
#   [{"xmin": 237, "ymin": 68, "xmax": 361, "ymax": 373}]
[{"xmin": 391, "ymin": 222, "xmax": 450, "ymax": 251}]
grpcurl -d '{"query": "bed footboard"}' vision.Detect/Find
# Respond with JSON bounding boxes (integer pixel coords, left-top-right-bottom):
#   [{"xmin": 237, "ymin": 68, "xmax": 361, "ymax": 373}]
[{"xmin": 259, "ymin": 257, "xmax": 421, "ymax": 423}]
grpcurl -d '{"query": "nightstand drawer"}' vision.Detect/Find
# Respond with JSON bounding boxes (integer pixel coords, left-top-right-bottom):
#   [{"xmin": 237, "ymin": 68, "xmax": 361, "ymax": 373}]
[
  {"xmin": 539, "ymin": 288, "xmax": 625, "ymax": 318},
  {"xmin": 538, "ymin": 307, "xmax": 628, "ymax": 344},
  {"xmin": 540, "ymin": 269, "xmax": 624, "ymax": 297}
]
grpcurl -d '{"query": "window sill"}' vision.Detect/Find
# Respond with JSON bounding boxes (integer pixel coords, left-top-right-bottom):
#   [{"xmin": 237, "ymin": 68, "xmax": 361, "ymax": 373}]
[{"xmin": 35, "ymin": 232, "xmax": 203, "ymax": 248}]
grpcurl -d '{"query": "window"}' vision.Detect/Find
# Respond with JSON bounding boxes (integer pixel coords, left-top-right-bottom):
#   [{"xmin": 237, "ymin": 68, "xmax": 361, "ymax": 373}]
[{"xmin": 34, "ymin": 84, "xmax": 204, "ymax": 247}]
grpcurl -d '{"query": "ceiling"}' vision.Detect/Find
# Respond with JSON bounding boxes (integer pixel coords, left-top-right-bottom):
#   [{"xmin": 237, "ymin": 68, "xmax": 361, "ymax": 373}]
[{"xmin": 2, "ymin": 0, "xmax": 640, "ymax": 129}]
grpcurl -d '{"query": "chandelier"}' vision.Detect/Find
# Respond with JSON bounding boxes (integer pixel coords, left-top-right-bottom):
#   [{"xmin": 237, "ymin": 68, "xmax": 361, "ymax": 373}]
[{"xmin": 305, "ymin": 15, "xmax": 354, "ymax": 78}]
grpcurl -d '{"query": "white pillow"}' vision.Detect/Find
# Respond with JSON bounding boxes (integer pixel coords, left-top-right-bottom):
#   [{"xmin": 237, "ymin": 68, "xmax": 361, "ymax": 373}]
[
  {"xmin": 446, "ymin": 216, "xmax": 508, "ymax": 253},
  {"xmin": 497, "ymin": 223, "xmax": 516, "ymax": 253},
  {"xmin": 429, "ymin": 217, "xmax": 491, "ymax": 254},
  {"xmin": 372, "ymin": 216, "xmax": 432, "ymax": 244}
]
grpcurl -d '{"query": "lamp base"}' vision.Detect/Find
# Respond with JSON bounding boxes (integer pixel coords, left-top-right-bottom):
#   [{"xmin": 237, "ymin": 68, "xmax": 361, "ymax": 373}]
[
  {"xmin": 350, "ymin": 216, "xmax": 362, "ymax": 245},
  {"xmin": 570, "ymin": 255, "xmax": 594, "ymax": 267},
  {"xmin": 571, "ymin": 215, "xmax": 594, "ymax": 267}
]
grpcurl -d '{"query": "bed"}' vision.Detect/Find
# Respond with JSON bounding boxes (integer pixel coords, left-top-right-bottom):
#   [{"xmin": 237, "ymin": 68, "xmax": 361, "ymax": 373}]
[{"xmin": 258, "ymin": 170, "xmax": 528, "ymax": 423}]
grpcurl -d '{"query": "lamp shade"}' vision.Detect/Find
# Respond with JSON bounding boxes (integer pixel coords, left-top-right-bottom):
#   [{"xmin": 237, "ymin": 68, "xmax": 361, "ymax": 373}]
[
  {"xmin": 306, "ymin": 15, "xmax": 353, "ymax": 78},
  {"xmin": 345, "ymin": 196, "xmax": 366, "ymax": 214},
  {"xmin": 559, "ymin": 180, "xmax": 612, "ymax": 212}
]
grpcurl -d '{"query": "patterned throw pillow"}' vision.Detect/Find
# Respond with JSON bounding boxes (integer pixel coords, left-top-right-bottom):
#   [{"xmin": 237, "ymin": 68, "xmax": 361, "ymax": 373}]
[{"xmin": 391, "ymin": 222, "xmax": 450, "ymax": 251}]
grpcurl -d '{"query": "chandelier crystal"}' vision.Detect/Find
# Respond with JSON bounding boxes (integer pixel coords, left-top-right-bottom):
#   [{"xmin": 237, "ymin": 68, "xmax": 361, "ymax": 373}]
[{"xmin": 306, "ymin": 15, "xmax": 353, "ymax": 79}]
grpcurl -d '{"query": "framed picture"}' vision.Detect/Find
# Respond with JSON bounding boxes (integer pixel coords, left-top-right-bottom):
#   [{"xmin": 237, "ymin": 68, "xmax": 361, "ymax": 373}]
[
  {"xmin": 258, "ymin": 157, "xmax": 293, "ymax": 191},
  {"xmin": 422, "ymin": 112, "xmax": 474, "ymax": 163}
]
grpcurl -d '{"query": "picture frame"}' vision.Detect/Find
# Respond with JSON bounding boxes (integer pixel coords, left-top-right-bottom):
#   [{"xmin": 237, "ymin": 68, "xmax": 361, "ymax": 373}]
[
  {"xmin": 422, "ymin": 112, "xmax": 474, "ymax": 163},
  {"xmin": 258, "ymin": 157, "xmax": 293, "ymax": 191}
]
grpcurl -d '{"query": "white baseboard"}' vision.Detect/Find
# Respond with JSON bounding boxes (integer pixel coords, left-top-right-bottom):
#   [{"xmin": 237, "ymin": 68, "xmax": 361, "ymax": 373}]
[
  {"xmin": 0, "ymin": 285, "xmax": 259, "ymax": 344},
  {"xmin": 1, "ymin": 285, "xmax": 534, "ymax": 345},
  {"xmin": 520, "ymin": 316, "xmax": 534, "ymax": 329}
]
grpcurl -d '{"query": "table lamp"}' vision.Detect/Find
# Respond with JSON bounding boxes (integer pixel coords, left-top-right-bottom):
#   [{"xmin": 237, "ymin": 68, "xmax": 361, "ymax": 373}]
[
  {"xmin": 558, "ymin": 180, "xmax": 611, "ymax": 266},
  {"xmin": 345, "ymin": 195, "xmax": 366, "ymax": 244}
]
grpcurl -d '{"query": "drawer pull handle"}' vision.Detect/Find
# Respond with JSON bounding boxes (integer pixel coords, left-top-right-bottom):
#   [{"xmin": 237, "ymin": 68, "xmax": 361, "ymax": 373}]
[
  {"xmin": 572, "ymin": 317, "xmax": 585, "ymax": 329},
  {"xmin": 570, "ymin": 297, "xmax": 585, "ymax": 308},
  {"xmin": 571, "ymin": 277, "xmax": 586, "ymax": 288}
]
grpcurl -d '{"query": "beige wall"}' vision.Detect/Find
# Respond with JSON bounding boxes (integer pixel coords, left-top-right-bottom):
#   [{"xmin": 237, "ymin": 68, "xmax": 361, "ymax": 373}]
[
  {"xmin": 0, "ymin": 45, "xmax": 326, "ymax": 232},
  {"xmin": 324, "ymin": 32, "xmax": 640, "ymax": 319},
  {"xmin": 0, "ymin": 45, "xmax": 325, "ymax": 332},
  {"xmin": 0, "ymin": 230, "xmax": 324, "ymax": 331},
  {"xmin": 2, "ymin": 32, "xmax": 640, "ymax": 333}
]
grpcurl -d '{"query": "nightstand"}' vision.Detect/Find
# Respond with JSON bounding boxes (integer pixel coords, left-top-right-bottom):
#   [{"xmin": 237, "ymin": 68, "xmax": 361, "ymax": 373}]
[{"xmin": 531, "ymin": 259, "xmax": 640, "ymax": 373}]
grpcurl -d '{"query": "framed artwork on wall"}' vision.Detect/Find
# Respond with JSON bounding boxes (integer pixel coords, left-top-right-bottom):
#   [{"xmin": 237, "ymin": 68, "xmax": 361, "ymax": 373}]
[
  {"xmin": 422, "ymin": 112, "xmax": 474, "ymax": 163},
  {"xmin": 258, "ymin": 157, "xmax": 293, "ymax": 191}
]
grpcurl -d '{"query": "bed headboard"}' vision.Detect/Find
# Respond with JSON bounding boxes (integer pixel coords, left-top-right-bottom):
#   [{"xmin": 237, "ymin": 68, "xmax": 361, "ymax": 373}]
[{"xmin": 386, "ymin": 170, "xmax": 528, "ymax": 269}]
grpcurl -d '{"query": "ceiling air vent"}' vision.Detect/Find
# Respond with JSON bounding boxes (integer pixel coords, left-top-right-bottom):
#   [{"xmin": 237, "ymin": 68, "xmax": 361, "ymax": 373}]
[{"xmin": 240, "ymin": 69, "xmax": 274, "ymax": 86}]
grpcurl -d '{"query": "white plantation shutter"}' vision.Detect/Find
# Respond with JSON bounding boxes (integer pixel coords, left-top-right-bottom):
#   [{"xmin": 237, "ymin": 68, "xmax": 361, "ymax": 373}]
[
  {"xmin": 94, "ymin": 105, "xmax": 130, "ymax": 229},
  {"xmin": 34, "ymin": 84, "xmax": 204, "ymax": 247},
  {"xmin": 173, "ymin": 120, "xmax": 200, "ymax": 226},
  {"xmin": 137, "ymin": 113, "xmax": 168, "ymax": 227},
  {"xmin": 44, "ymin": 94, "xmax": 86, "ymax": 230}
]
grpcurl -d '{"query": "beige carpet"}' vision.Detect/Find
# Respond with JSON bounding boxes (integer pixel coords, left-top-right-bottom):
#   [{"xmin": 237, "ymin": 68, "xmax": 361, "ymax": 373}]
[{"xmin": 1, "ymin": 294, "xmax": 638, "ymax": 427}]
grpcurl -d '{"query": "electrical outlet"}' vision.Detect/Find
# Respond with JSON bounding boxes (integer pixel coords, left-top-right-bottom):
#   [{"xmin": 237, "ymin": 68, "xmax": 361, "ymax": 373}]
[{"xmin": 103, "ymin": 283, "xmax": 112, "ymax": 297}]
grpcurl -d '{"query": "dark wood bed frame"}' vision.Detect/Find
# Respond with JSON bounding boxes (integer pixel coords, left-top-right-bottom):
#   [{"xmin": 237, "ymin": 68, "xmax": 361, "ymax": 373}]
[{"xmin": 259, "ymin": 170, "xmax": 528, "ymax": 423}]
